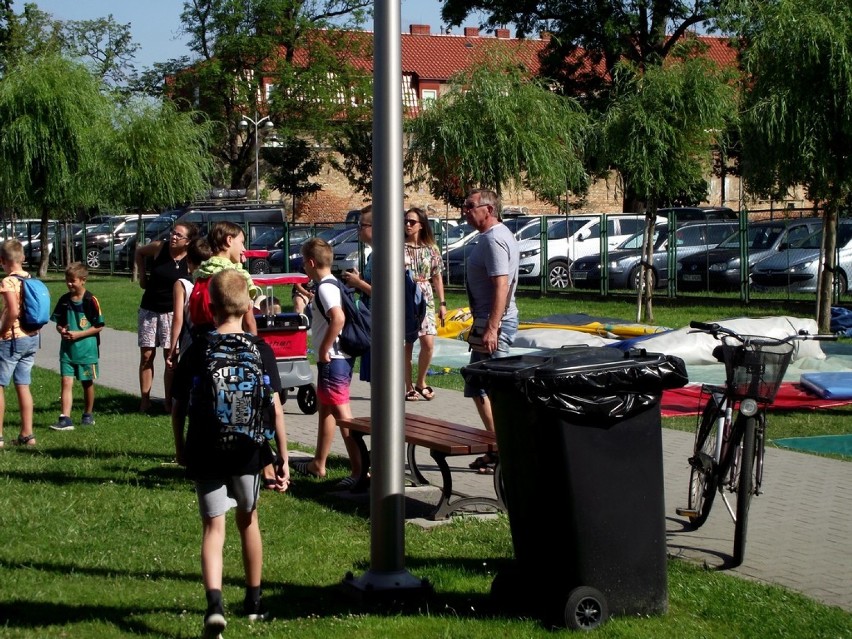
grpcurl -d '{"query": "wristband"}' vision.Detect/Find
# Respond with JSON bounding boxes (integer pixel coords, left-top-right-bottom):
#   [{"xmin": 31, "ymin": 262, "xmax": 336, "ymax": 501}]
[{"xmin": 440, "ymin": 301, "xmax": 446, "ymax": 306}]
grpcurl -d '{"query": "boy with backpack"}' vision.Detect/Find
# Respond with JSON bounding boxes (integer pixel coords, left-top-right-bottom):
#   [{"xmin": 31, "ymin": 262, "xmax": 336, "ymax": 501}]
[
  {"xmin": 49, "ymin": 262, "xmax": 105, "ymax": 431},
  {"xmin": 171, "ymin": 269, "xmax": 289, "ymax": 639},
  {"xmin": 291, "ymin": 238, "xmax": 363, "ymax": 488},
  {"xmin": 0, "ymin": 239, "xmax": 46, "ymax": 448}
]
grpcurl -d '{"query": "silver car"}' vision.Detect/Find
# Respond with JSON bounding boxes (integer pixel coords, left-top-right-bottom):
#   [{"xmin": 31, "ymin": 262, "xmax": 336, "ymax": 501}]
[{"xmin": 751, "ymin": 220, "xmax": 852, "ymax": 293}]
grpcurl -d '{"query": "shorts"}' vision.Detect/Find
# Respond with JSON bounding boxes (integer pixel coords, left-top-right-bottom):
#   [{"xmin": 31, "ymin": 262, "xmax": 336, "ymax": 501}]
[
  {"xmin": 59, "ymin": 361, "xmax": 99, "ymax": 381},
  {"xmin": 463, "ymin": 319, "xmax": 518, "ymax": 399},
  {"xmin": 137, "ymin": 308, "xmax": 173, "ymax": 348},
  {"xmin": 317, "ymin": 357, "xmax": 354, "ymax": 406},
  {"xmin": 195, "ymin": 474, "xmax": 260, "ymax": 518},
  {"xmin": 0, "ymin": 334, "xmax": 39, "ymax": 387}
]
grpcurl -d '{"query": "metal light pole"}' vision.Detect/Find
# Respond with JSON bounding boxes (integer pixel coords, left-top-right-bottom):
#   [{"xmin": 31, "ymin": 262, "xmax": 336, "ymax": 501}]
[{"xmin": 238, "ymin": 112, "xmax": 274, "ymax": 201}]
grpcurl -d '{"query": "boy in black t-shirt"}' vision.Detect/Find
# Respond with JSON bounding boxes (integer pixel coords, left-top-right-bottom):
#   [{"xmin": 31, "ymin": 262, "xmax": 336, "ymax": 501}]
[{"xmin": 172, "ymin": 269, "xmax": 289, "ymax": 639}]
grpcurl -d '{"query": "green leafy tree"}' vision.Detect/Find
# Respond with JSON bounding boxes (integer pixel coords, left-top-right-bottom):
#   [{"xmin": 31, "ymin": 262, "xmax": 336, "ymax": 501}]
[
  {"xmin": 61, "ymin": 15, "xmax": 140, "ymax": 91},
  {"xmin": 593, "ymin": 51, "xmax": 737, "ymax": 322},
  {"xmin": 329, "ymin": 122, "xmax": 373, "ymax": 197},
  {"xmin": 440, "ymin": 0, "xmax": 728, "ymax": 99},
  {"xmin": 102, "ymin": 99, "xmax": 216, "ymax": 212},
  {"xmin": 0, "ymin": 54, "xmax": 110, "ymax": 276},
  {"xmin": 734, "ymin": 0, "xmax": 852, "ymax": 332},
  {"xmin": 262, "ymin": 135, "xmax": 323, "ymax": 222},
  {"xmin": 0, "ymin": 2, "xmax": 62, "ymax": 75},
  {"xmin": 405, "ymin": 58, "xmax": 589, "ymax": 207},
  {"xmin": 172, "ymin": 0, "xmax": 372, "ymax": 193}
]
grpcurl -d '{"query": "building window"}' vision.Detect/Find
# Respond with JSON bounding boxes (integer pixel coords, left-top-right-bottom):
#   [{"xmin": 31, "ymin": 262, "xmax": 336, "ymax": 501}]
[{"xmin": 421, "ymin": 89, "xmax": 438, "ymax": 108}]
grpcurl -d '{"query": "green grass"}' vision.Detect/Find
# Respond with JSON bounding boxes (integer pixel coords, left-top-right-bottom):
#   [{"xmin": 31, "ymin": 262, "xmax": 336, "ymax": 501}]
[{"xmin": 0, "ymin": 367, "xmax": 850, "ymax": 638}]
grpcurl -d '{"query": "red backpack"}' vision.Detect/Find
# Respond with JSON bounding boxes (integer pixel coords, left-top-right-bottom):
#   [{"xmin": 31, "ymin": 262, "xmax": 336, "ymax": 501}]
[{"xmin": 188, "ymin": 276, "xmax": 214, "ymax": 329}]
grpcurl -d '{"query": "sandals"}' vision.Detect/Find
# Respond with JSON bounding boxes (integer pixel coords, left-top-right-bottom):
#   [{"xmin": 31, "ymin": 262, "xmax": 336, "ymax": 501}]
[
  {"xmin": 336, "ymin": 476, "xmax": 357, "ymax": 490},
  {"xmin": 405, "ymin": 389, "xmax": 420, "ymax": 402},
  {"xmin": 292, "ymin": 460, "xmax": 322, "ymax": 478},
  {"xmin": 16, "ymin": 434, "xmax": 36, "ymax": 447},
  {"xmin": 469, "ymin": 452, "xmax": 498, "ymax": 471},
  {"xmin": 415, "ymin": 386, "xmax": 435, "ymax": 401}
]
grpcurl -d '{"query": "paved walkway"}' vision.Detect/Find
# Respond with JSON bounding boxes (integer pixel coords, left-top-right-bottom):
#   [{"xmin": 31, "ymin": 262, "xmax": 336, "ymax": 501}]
[{"xmin": 34, "ymin": 326, "xmax": 852, "ymax": 613}]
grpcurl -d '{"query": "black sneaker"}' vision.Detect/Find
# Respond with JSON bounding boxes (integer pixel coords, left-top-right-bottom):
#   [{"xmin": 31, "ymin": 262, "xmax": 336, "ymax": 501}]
[
  {"xmin": 50, "ymin": 416, "xmax": 74, "ymax": 432},
  {"xmin": 81, "ymin": 413, "xmax": 95, "ymax": 426},
  {"xmin": 202, "ymin": 611, "xmax": 226, "ymax": 639},
  {"xmin": 243, "ymin": 597, "xmax": 269, "ymax": 621}
]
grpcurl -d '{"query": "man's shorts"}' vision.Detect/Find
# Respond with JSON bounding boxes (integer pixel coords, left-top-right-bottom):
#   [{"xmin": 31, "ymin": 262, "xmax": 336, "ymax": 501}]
[
  {"xmin": 137, "ymin": 308, "xmax": 173, "ymax": 348},
  {"xmin": 0, "ymin": 334, "xmax": 39, "ymax": 387},
  {"xmin": 317, "ymin": 357, "xmax": 354, "ymax": 406},
  {"xmin": 463, "ymin": 320, "xmax": 518, "ymax": 399},
  {"xmin": 195, "ymin": 474, "xmax": 260, "ymax": 519},
  {"xmin": 60, "ymin": 361, "xmax": 99, "ymax": 382}
]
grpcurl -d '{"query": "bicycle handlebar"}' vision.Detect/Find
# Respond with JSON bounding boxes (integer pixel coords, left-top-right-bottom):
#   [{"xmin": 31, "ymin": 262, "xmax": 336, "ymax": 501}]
[{"xmin": 689, "ymin": 320, "xmax": 838, "ymax": 345}]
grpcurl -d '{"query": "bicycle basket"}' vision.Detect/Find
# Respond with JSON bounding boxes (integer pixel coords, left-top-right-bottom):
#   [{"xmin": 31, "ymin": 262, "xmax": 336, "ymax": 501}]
[{"xmin": 720, "ymin": 339, "xmax": 794, "ymax": 403}]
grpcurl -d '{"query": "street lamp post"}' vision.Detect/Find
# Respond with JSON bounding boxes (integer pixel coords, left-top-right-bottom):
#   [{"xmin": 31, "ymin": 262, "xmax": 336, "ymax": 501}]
[{"xmin": 238, "ymin": 112, "xmax": 275, "ymax": 201}]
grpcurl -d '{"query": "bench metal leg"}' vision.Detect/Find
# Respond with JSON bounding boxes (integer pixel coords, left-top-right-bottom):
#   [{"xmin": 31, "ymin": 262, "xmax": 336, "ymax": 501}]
[
  {"xmin": 349, "ymin": 432, "xmax": 371, "ymax": 493},
  {"xmin": 406, "ymin": 443, "xmax": 430, "ymax": 486},
  {"xmin": 429, "ymin": 451, "xmax": 506, "ymax": 521}
]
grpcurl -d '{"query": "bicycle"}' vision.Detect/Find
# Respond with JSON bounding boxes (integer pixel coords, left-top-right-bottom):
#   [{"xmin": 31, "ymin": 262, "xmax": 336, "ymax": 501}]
[{"xmin": 675, "ymin": 321, "xmax": 836, "ymax": 566}]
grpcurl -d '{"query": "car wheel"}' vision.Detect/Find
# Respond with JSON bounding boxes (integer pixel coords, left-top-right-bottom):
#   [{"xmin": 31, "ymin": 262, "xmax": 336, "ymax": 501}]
[
  {"xmin": 86, "ymin": 249, "xmax": 101, "ymax": 269},
  {"xmin": 548, "ymin": 259, "xmax": 572, "ymax": 289},
  {"xmin": 630, "ymin": 265, "xmax": 656, "ymax": 291},
  {"xmin": 249, "ymin": 258, "xmax": 270, "ymax": 275}
]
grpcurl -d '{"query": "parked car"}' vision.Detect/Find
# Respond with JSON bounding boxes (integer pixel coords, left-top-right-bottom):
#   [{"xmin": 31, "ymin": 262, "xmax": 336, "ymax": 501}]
[
  {"xmin": 445, "ymin": 216, "xmax": 552, "ymax": 283},
  {"xmin": 751, "ymin": 220, "xmax": 852, "ymax": 293},
  {"xmin": 83, "ymin": 214, "xmax": 159, "ymax": 269},
  {"xmin": 268, "ymin": 224, "xmax": 352, "ymax": 272},
  {"xmin": 99, "ymin": 213, "xmax": 180, "ymax": 270},
  {"xmin": 677, "ymin": 217, "xmax": 823, "ymax": 291},
  {"xmin": 329, "ymin": 226, "xmax": 368, "ymax": 274},
  {"xmin": 570, "ymin": 220, "xmax": 739, "ymax": 290},
  {"xmin": 654, "ymin": 206, "xmax": 737, "ymax": 223},
  {"xmin": 518, "ymin": 214, "xmax": 647, "ymax": 288}
]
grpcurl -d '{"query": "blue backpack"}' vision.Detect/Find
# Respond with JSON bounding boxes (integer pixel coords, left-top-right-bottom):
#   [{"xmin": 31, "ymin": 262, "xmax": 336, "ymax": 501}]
[
  {"xmin": 314, "ymin": 278, "xmax": 371, "ymax": 357},
  {"xmin": 13, "ymin": 274, "xmax": 50, "ymax": 332}
]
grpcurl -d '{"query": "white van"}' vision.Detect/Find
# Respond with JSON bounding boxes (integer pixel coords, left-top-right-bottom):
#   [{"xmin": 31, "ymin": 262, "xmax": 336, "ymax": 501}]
[{"xmin": 518, "ymin": 214, "xmax": 646, "ymax": 287}]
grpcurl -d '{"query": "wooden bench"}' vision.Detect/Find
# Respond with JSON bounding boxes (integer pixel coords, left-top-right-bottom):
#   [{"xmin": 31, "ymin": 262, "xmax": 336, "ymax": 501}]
[{"xmin": 337, "ymin": 414, "xmax": 506, "ymax": 521}]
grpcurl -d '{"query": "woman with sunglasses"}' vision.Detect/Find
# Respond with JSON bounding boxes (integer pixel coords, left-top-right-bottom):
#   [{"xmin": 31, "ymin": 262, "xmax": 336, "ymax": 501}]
[
  {"xmin": 135, "ymin": 221, "xmax": 199, "ymax": 413},
  {"xmin": 403, "ymin": 207, "xmax": 446, "ymax": 401}
]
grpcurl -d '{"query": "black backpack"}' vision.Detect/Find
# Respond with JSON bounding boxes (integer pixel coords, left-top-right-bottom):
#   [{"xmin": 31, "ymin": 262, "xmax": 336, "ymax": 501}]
[
  {"xmin": 190, "ymin": 332, "xmax": 274, "ymax": 449},
  {"xmin": 314, "ymin": 278, "xmax": 371, "ymax": 356}
]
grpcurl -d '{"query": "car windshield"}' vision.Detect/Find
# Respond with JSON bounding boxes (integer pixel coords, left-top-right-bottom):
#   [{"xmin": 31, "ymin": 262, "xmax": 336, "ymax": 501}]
[
  {"xmin": 618, "ymin": 227, "xmax": 665, "ymax": 251},
  {"xmin": 87, "ymin": 219, "xmax": 123, "ymax": 234},
  {"xmin": 445, "ymin": 223, "xmax": 474, "ymax": 243},
  {"xmin": 795, "ymin": 229, "xmax": 823, "ymax": 249}
]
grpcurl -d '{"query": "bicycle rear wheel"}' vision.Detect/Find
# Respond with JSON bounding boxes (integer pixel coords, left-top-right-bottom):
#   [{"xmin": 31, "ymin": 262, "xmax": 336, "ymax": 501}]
[
  {"xmin": 685, "ymin": 395, "xmax": 724, "ymax": 527},
  {"xmin": 733, "ymin": 416, "xmax": 757, "ymax": 566}
]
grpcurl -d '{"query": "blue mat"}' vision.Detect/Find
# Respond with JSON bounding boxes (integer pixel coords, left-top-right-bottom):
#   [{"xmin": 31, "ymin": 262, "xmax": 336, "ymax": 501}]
[{"xmin": 774, "ymin": 435, "xmax": 852, "ymax": 456}]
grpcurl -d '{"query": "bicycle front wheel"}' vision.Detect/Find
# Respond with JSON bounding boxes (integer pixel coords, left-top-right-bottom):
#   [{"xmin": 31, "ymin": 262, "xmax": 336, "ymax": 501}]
[
  {"xmin": 685, "ymin": 394, "xmax": 724, "ymax": 527},
  {"xmin": 733, "ymin": 416, "xmax": 757, "ymax": 566}
]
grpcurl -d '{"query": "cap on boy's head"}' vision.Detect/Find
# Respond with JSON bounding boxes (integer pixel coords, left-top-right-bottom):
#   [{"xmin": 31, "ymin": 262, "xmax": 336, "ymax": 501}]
[{"xmin": 209, "ymin": 269, "xmax": 251, "ymax": 319}]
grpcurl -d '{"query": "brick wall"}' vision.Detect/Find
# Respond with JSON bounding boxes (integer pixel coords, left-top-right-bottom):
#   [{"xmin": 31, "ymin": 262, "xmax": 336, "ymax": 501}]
[{"xmin": 264, "ymin": 154, "xmax": 814, "ymax": 222}]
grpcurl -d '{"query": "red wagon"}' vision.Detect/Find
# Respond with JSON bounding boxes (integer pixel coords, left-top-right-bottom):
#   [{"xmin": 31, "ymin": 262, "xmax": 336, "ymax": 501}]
[{"xmin": 252, "ymin": 273, "xmax": 317, "ymax": 414}]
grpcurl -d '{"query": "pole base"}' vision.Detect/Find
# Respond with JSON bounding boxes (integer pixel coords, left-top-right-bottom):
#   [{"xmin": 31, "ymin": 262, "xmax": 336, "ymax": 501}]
[{"xmin": 341, "ymin": 569, "xmax": 433, "ymax": 607}]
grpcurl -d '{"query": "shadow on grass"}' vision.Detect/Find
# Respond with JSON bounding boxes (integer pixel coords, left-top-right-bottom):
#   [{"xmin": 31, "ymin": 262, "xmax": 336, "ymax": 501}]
[{"xmin": 0, "ymin": 557, "xmax": 532, "ymax": 633}]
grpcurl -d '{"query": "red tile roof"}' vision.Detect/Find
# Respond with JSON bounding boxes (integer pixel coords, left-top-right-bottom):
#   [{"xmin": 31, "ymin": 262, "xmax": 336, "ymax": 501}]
[{"xmin": 286, "ymin": 27, "xmax": 737, "ymax": 84}]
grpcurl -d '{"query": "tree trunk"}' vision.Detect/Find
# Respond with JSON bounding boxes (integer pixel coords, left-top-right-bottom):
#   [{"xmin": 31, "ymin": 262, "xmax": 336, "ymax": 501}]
[
  {"xmin": 816, "ymin": 205, "xmax": 838, "ymax": 333},
  {"xmin": 636, "ymin": 208, "xmax": 656, "ymax": 323},
  {"xmin": 38, "ymin": 208, "xmax": 50, "ymax": 278}
]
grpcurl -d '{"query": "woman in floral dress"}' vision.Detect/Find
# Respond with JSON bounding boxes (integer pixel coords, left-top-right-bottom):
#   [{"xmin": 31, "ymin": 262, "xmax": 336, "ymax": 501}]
[{"xmin": 403, "ymin": 207, "xmax": 446, "ymax": 401}]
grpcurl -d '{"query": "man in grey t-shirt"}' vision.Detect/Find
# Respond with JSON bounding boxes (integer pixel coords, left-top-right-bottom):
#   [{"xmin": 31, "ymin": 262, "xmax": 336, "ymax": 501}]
[{"xmin": 462, "ymin": 189, "xmax": 520, "ymax": 473}]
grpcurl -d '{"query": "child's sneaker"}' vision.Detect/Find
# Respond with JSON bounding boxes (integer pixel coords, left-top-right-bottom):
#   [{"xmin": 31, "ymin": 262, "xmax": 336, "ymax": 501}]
[
  {"xmin": 81, "ymin": 413, "xmax": 95, "ymax": 426},
  {"xmin": 202, "ymin": 610, "xmax": 226, "ymax": 639},
  {"xmin": 49, "ymin": 416, "xmax": 74, "ymax": 431},
  {"xmin": 243, "ymin": 597, "xmax": 269, "ymax": 621}
]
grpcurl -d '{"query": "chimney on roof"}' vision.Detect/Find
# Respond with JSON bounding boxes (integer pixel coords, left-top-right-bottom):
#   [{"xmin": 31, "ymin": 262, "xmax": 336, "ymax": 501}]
[
  {"xmin": 410, "ymin": 24, "xmax": 431, "ymax": 35},
  {"xmin": 464, "ymin": 27, "xmax": 480, "ymax": 37},
  {"xmin": 495, "ymin": 28, "xmax": 510, "ymax": 39}
]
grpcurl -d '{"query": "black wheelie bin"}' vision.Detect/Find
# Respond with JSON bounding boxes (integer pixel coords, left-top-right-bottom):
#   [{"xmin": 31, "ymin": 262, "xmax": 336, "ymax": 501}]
[{"xmin": 461, "ymin": 346, "xmax": 688, "ymax": 630}]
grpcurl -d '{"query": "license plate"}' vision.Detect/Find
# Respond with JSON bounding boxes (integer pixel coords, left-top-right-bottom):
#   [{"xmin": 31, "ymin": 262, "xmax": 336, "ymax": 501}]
[
  {"xmin": 573, "ymin": 272, "xmax": 587, "ymax": 280},
  {"xmin": 683, "ymin": 274, "xmax": 702, "ymax": 282}
]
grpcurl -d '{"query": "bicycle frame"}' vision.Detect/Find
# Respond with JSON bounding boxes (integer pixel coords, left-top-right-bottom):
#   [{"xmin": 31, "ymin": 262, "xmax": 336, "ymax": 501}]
[{"xmin": 677, "ymin": 320, "xmax": 833, "ymax": 567}]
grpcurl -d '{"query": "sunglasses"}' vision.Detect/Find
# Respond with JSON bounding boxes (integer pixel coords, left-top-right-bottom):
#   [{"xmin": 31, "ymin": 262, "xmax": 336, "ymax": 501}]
[
  {"xmin": 404, "ymin": 219, "xmax": 420, "ymax": 226},
  {"xmin": 462, "ymin": 202, "xmax": 487, "ymax": 211},
  {"xmin": 171, "ymin": 231, "xmax": 188, "ymax": 240}
]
